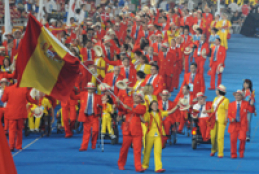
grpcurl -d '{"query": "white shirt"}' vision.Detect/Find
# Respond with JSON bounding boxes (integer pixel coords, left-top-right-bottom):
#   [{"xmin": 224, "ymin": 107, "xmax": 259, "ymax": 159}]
[
  {"xmin": 193, "ymin": 103, "xmax": 208, "ymax": 118},
  {"xmin": 236, "ymin": 101, "xmax": 242, "ymax": 107},
  {"xmin": 0, "ymin": 88, "xmax": 6, "ymax": 107},
  {"xmin": 147, "ymin": 95, "xmax": 153, "ymax": 103},
  {"xmin": 184, "ymin": 94, "xmax": 190, "ymax": 105},
  {"xmin": 148, "ymin": 74, "xmax": 158, "ymax": 85}
]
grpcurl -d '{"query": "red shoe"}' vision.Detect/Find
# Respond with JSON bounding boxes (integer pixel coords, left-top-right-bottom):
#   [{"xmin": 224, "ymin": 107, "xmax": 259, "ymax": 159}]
[
  {"xmin": 136, "ymin": 168, "xmax": 145, "ymax": 172},
  {"xmin": 65, "ymin": 134, "xmax": 73, "ymax": 138},
  {"xmin": 218, "ymin": 156, "xmax": 223, "ymax": 158},
  {"xmin": 79, "ymin": 148, "xmax": 87, "ymax": 152},
  {"xmin": 240, "ymin": 153, "xmax": 244, "ymax": 158},
  {"xmin": 208, "ymin": 87, "xmax": 215, "ymax": 90},
  {"xmin": 118, "ymin": 166, "xmax": 125, "ymax": 170},
  {"xmin": 156, "ymin": 169, "xmax": 166, "ymax": 173},
  {"xmin": 231, "ymin": 155, "xmax": 237, "ymax": 159},
  {"xmin": 210, "ymin": 153, "xmax": 215, "ymax": 157}
]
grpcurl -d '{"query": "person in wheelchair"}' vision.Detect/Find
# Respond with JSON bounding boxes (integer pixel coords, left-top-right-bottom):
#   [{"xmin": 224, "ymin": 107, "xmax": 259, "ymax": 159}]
[{"xmin": 192, "ymin": 92, "xmax": 212, "ymax": 141}]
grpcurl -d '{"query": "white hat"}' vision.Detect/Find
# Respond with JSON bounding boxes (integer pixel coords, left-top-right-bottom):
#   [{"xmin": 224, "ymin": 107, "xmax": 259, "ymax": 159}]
[
  {"xmin": 162, "ymin": 43, "xmax": 168, "ymax": 48},
  {"xmin": 184, "ymin": 47, "xmax": 193, "ymax": 55},
  {"xmin": 30, "ymin": 88, "xmax": 40, "ymax": 99},
  {"xmin": 116, "ymin": 79, "xmax": 129, "ymax": 90},
  {"xmin": 99, "ymin": 83, "xmax": 111, "ymax": 92},
  {"xmin": 216, "ymin": 64, "xmax": 224, "ymax": 74},
  {"xmin": 86, "ymin": 82, "xmax": 96, "ymax": 89},
  {"xmin": 134, "ymin": 91, "xmax": 145, "ymax": 101},
  {"xmin": 160, "ymin": 90, "xmax": 171, "ymax": 97},
  {"xmin": 217, "ymin": 84, "xmax": 226, "ymax": 93},
  {"xmin": 196, "ymin": 92, "xmax": 207, "ymax": 99},
  {"xmin": 33, "ymin": 106, "xmax": 44, "ymax": 118},
  {"xmin": 233, "ymin": 90, "xmax": 244, "ymax": 98}
]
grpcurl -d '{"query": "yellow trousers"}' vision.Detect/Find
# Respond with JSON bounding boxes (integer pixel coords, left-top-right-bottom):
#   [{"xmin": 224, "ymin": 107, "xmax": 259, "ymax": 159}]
[
  {"xmin": 218, "ymin": 31, "xmax": 229, "ymax": 50},
  {"xmin": 28, "ymin": 115, "xmax": 41, "ymax": 131},
  {"xmin": 141, "ymin": 123, "xmax": 147, "ymax": 151},
  {"xmin": 211, "ymin": 121, "xmax": 226, "ymax": 157},
  {"xmin": 142, "ymin": 135, "xmax": 163, "ymax": 171},
  {"xmin": 101, "ymin": 114, "xmax": 114, "ymax": 135}
]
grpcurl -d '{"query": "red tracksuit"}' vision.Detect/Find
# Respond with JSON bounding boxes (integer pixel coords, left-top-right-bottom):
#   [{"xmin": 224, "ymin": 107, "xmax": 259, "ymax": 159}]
[
  {"xmin": 117, "ymin": 97, "xmax": 146, "ymax": 171},
  {"xmin": 72, "ymin": 91, "xmax": 101, "ymax": 150},
  {"xmin": 228, "ymin": 101, "xmax": 255, "ymax": 157},
  {"xmin": 1, "ymin": 84, "xmax": 37, "ymax": 150}
]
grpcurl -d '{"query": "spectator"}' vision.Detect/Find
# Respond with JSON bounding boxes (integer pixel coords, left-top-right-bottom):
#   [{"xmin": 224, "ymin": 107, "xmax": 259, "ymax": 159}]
[
  {"xmin": 228, "ymin": 0, "xmax": 241, "ymax": 13},
  {"xmin": 241, "ymin": 1, "xmax": 251, "ymax": 17},
  {"xmin": 231, "ymin": 11, "xmax": 242, "ymax": 33}
]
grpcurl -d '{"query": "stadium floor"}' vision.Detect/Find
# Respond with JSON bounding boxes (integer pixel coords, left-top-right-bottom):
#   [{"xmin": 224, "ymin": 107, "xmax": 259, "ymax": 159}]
[{"xmin": 12, "ymin": 34, "xmax": 259, "ymax": 174}]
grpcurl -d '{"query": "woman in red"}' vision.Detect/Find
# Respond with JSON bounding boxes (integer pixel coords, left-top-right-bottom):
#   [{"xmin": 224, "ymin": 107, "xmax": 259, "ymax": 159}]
[{"xmin": 1, "ymin": 84, "xmax": 38, "ymax": 151}]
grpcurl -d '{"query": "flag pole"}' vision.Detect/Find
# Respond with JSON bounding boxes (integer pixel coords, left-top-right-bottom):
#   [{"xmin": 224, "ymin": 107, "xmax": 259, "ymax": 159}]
[{"xmin": 80, "ymin": 62, "xmax": 125, "ymax": 106}]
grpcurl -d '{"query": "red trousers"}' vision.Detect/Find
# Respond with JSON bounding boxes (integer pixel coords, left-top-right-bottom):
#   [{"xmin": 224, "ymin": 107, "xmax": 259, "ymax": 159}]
[
  {"xmin": 209, "ymin": 63, "xmax": 222, "ymax": 88},
  {"xmin": 61, "ymin": 105, "xmax": 77, "ymax": 136},
  {"xmin": 162, "ymin": 74, "xmax": 174, "ymax": 92},
  {"xmin": 9, "ymin": 119, "xmax": 24, "ymax": 149},
  {"xmin": 195, "ymin": 56, "xmax": 206, "ymax": 74},
  {"xmin": 230, "ymin": 123, "xmax": 246, "ymax": 157},
  {"xmin": 118, "ymin": 135, "xmax": 142, "ymax": 171},
  {"xmin": 174, "ymin": 62, "xmax": 181, "ymax": 89},
  {"xmin": 184, "ymin": 55, "xmax": 189, "ymax": 74},
  {"xmin": 81, "ymin": 116, "xmax": 99, "ymax": 150},
  {"xmin": 198, "ymin": 117, "xmax": 210, "ymax": 141},
  {"xmin": 178, "ymin": 110, "xmax": 188, "ymax": 132},
  {"xmin": 163, "ymin": 116, "xmax": 176, "ymax": 136}
]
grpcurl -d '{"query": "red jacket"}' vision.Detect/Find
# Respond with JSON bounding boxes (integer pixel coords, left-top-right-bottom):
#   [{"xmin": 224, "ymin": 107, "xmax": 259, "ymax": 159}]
[
  {"xmin": 1, "ymin": 84, "xmax": 37, "ymax": 119},
  {"xmin": 146, "ymin": 54, "xmax": 159, "ymax": 62},
  {"xmin": 119, "ymin": 66, "xmax": 137, "ymax": 87},
  {"xmin": 202, "ymin": 13, "xmax": 213, "ymax": 28},
  {"xmin": 152, "ymin": 42, "xmax": 163, "ymax": 54},
  {"xmin": 193, "ymin": 41, "xmax": 209, "ymax": 58},
  {"xmin": 180, "ymin": 16, "xmax": 193, "ymax": 28},
  {"xmin": 175, "ymin": 73, "xmax": 205, "ymax": 101},
  {"xmin": 103, "ymin": 72, "xmax": 124, "ymax": 96},
  {"xmin": 141, "ymin": 74, "xmax": 165, "ymax": 96},
  {"xmin": 181, "ymin": 34, "xmax": 193, "ymax": 49},
  {"xmin": 210, "ymin": 45, "xmax": 226, "ymax": 67},
  {"xmin": 95, "ymin": 29, "xmax": 106, "ymax": 41},
  {"xmin": 103, "ymin": 45, "xmax": 115, "ymax": 61},
  {"xmin": 72, "ymin": 92, "xmax": 101, "ymax": 122},
  {"xmin": 80, "ymin": 48, "xmax": 96, "ymax": 62},
  {"xmin": 158, "ymin": 100, "xmax": 180, "ymax": 122},
  {"xmin": 119, "ymin": 98, "xmax": 146, "ymax": 136},
  {"xmin": 157, "ymin": 51, "xmax": 175, "ymax": 75},
  {"xmin": 228, "ymin": 101, "xmax": 255, "ymax": 133}
]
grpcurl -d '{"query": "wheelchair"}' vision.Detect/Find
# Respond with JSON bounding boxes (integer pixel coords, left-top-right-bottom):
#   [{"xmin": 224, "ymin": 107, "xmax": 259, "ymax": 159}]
[
  {"xmin": 177, "ymin": 113, "xmax": 193, "ymax": 137},
  {"xmin": 24, "ymin": 111, "xmax": 52, "ymax": 137},
  {"xmin": 191, "ymin": 118, "xmax": 211, "ymax": 150}
]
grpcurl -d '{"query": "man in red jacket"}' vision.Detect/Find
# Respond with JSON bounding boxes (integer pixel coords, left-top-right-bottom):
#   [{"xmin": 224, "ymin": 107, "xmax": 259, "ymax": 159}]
[
  {"xmin": 159, "ymin": 90, "xmax": 180, "ymax": 140},
  {"xmin": 71, "ymin": 83, "xmax": 102, "ymax": 151},
  {"xmin": 175, "ymin": 62, "xmax": 205, "ymax": 101},
  {"xmin": 1, "ymin": 84, "xmax": 38, "ymax": 151},
  {"xmin": 141, "ymin": 64, "xmax": 165, "ymax": 99},
  {"xmin": 117, "ymin": 91, "xmax": 146, "ymax": 172},
  {"xmin": 208, "ymin": 38, "xmax": 226, "ymax": 90},
  {"xmin": 228, "ymin": 90, "xmax": 255, "ymax": 158},
  {"xmin": 157, "ymin": 43, "xmax": 175, "ymax": 92},
  {"xmin": 103, "ymin": 66, "xmax": 124, "ymax": 96},
  {"xmin": 192, "ymin": 92, "xmax": 212, "ymax": 141},
  {"xmin": 193, "ymin": 34, "xmax": 209, "ymax": 74}
]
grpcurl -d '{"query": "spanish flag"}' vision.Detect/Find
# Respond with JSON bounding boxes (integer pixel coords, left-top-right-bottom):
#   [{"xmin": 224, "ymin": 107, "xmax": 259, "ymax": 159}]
[{"xmin": 16, "ymin": 14, "xmax": 80, "ymax": 101}]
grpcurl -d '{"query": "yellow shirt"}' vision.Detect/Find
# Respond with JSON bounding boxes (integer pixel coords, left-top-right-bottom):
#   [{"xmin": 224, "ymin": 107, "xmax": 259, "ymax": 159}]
[
  {"xmin": 145, "ymin": 111, "xmax": 168, "ymax": 136},
  {"xmin": 133, "ymin": 79, "xmax": 144, "ymax": 93},
  {"xmin": 167, "ymin": 30, "xmax": 176, "ymax": 47},
  {"xmin": 216, "ymin": 20, "xmax": 232, "ymax": 34},
  {"xmin": 211, "ymin": 96, "xmax": 229, "ymax": 124}
]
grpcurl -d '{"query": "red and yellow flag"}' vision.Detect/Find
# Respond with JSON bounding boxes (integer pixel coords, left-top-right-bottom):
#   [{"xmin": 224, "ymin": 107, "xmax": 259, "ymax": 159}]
[{"xmin": 16, "ymin": 14, "xmax": 80, "ymax": 101}]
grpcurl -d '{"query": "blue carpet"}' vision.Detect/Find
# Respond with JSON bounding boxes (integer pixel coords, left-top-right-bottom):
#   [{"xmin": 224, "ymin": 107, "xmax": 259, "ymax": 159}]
[{"xmin": 13, "ymin": 34, "xmax": 259, "ymax": 174}]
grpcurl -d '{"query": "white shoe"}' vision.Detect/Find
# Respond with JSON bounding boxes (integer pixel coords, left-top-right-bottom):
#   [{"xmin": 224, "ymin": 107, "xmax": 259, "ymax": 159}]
[{"xmin": 110, "ymin": 135, "xmax": 116, "ymax": 139}]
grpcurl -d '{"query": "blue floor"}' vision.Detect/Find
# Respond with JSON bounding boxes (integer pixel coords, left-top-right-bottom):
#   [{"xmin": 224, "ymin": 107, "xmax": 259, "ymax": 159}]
[{"xmin": 13, "ymin": 34, "xmax": 259, "ymax": 174}]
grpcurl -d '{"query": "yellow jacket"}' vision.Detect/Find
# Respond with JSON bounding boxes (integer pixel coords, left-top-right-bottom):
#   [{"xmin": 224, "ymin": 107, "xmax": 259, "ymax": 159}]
[
  {"xmin": 136, "ymin": 63, "xmax": 151, "ymax": 75},
  {"xmin": 166, "ymin": 30, "xmax": 176, "ymax": 47},
  {"xmin": 211, "ymin": 96, "xmax": 229, "ymax": 124},
  {"xmin": 144, "ymin": 111, "xmax": 168, "ymax": 136},
  {"xmin": 216, "ymin": 20, "xmax": 232, "ymax": 34},
  {"xmin": 102, "ymin": 103, "xmax": 114, "ymax": 118}
]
